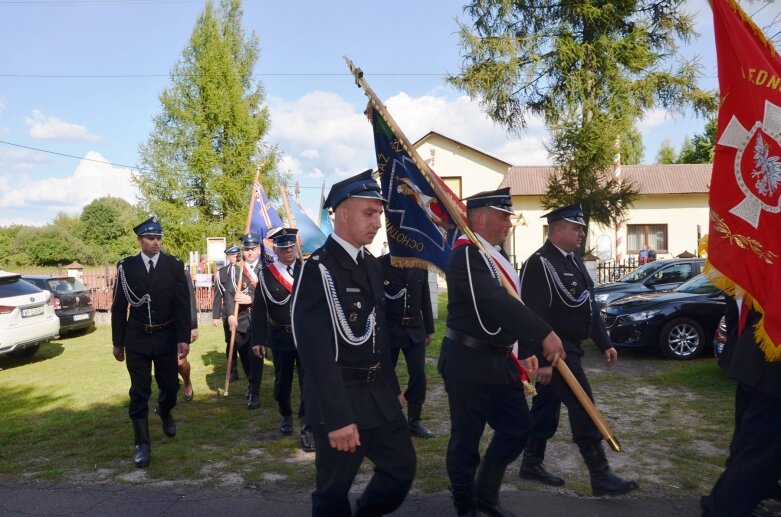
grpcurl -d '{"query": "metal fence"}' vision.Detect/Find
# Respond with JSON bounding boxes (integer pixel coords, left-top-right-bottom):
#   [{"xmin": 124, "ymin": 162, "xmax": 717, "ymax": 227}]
[{"xmin": 595, "ymin": 257, "xmax": 640, "ymax": 285}]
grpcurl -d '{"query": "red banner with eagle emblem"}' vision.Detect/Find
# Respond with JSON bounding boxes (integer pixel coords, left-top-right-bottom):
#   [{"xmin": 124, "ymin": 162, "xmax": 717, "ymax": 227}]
[{"xmin": 708, "ymin": 0, "xmax": 781, "ymax": 361}]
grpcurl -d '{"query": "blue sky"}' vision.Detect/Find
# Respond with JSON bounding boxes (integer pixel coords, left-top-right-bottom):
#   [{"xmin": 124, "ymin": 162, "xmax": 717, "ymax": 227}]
[{"xmin": 0, "ymin": 0, "xmax": 775, "ymax": 228}]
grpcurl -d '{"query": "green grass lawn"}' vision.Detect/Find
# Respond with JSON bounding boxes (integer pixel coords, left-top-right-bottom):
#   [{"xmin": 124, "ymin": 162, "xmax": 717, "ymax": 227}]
[{"xmin": 0, "ymin": 297, "xmax": 736, "ymax": 497}]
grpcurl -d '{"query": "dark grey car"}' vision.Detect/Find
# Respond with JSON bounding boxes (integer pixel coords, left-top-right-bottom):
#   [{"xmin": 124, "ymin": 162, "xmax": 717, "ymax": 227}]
[
  {"xmin": 22, "ymin": 275, "xmax": 96, "ymax": 334},
  {"xmin": 594, "ymin": 258, "xmax": 706, "ymax": 307}
]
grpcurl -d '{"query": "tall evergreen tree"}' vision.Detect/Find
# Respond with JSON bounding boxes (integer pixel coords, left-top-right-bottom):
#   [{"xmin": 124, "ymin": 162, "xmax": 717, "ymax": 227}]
[
  {"xmin": 656, "ymin": 139, "xmax": 679, "ymax": 164},
  {"xmin": 136, "ymin": 0, "xmax": 276, "ymax": 259},
  {"xmin": 450, "ymin": 0, "xmax": 717, "ymax": 229}
]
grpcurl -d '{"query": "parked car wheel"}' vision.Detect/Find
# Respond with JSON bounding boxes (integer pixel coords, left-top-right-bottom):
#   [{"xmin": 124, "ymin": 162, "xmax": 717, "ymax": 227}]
[
  {"xmin": 8, "ymin": 344, "xmax": 40, "ymax": 358},
  {"xmin": 659, "ymin": 318, "xmax": 705, "ymax": 359}
]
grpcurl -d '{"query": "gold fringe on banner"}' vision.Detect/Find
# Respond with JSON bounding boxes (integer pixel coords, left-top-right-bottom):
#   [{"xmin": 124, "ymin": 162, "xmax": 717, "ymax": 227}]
[{"xmin": 704, "ymin": 261, "xmax": 781, "ymax": 361}]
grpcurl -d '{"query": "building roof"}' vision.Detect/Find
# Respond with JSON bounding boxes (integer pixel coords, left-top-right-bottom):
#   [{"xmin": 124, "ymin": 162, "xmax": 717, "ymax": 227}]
[
  {"xmin": 413, "ymin": 131, "xmax": 513, "ymax": 167},
  {"xmin": 500, "ymin": 163, "xmax": 712, "ymax": 196}
]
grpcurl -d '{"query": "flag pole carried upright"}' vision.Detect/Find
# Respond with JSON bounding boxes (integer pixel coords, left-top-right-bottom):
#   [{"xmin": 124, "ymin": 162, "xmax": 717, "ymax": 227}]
[
  {"xmin": 344, "ymin": 56, "xmax": 621, "ymax": 452},
  {"xmin": 223, "ymin": 164, "xmax": 261, "ymax": 396},
  {"xmin": 278, "ymin": 183, "xmax": 305, "ymax": 262}
]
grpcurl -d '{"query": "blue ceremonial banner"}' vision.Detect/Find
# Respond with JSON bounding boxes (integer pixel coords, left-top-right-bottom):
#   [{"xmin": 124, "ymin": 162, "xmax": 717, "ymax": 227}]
[
  {"xmin": 287, "ymin": 190, "xmax": 328, "ymax": 254},
  {"xmin": 249, "ymin": 182, "xmax": 283, "ymax": 263},
  {"xmin": 370, "ymin": 106, "xmax": 463, "ymax": 273},
  {"xmin": 318, "ymin": 182, "xmax": 333, "ymax": 236}
]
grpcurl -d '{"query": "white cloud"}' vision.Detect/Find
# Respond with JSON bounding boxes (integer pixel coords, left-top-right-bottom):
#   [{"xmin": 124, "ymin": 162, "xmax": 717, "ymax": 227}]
[
  {"xmin": 307, "ymin": 168, "xmax": 324, "ymax": 179},
  {"xmin": 25, "ymin": 110, "xmax": 104, "ymax": 143},
  {"xmin": 301, "ymin": 149, "xmax": 319, "ymax": 159},
  {"xmin": 0, "ymin": 151, "xmax": 138, "ymax": 223}
]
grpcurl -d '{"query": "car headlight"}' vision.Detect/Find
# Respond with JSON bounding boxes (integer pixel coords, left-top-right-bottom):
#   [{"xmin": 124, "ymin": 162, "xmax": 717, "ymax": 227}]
[
  {"xmin": 624, "ymin": 310, "xmax": 660, "ymax": 322},
  {"xmin": 594, "ymin": 293, "xmax": 610, "ymax": 303}
]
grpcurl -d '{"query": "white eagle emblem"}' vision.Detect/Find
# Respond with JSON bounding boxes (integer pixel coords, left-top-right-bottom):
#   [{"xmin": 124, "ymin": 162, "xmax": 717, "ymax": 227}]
[{"xmin": 719, "ymin": 99, "xmax": 781, "ymax": 228}]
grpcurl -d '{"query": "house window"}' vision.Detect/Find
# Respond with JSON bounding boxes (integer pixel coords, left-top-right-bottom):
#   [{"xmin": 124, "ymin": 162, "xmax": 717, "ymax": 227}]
[
  {"xmin": 627, "ymin": 224, "xmax": 668, "ymax": 254},
  {"xmin": 442, "ymin": 177, "xmax": 462, "ymax": 199}
]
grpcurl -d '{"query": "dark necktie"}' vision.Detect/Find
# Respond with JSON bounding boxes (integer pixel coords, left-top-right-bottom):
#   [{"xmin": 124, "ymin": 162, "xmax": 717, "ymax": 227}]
[
  {"xmin": 286, "ymin": 265, "xmax": 293, "ymax": 276},
  {"xmin": 148, "ymin": 259, "xmax": 155, "ymax": 274}
]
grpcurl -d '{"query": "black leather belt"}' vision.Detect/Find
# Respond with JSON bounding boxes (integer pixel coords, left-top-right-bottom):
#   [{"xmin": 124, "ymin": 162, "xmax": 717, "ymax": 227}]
[
  {"xmin": 399, "ymin": 315, "xmax": 420, "ymax": 326},
  {"xmin": 445, "ymin": 328, "xmax": 513, "ymax": 357},
  {"xmin": 269, "ymin": 318, "xmax": 292, "ymax": 334},
  {"xmin": 340, "ymin": 363, "xmax": 381, "ymax": 382},
  {"xmin": 130, "ymin": 319, "xmax": 174, "ymax": 334}
]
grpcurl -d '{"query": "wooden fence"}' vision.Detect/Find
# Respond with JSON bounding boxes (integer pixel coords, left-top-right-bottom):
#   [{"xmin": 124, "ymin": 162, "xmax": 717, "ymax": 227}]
[{"xmin": 78, "ymin": 268, "xmax": 214, "ymax": 312}]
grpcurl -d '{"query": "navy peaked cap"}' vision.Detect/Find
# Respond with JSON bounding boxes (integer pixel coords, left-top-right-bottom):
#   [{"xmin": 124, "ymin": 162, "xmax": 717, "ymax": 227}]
[
  {"xmin": 323, "ymin": 169, "xmax": 385, "ymax": 209},
  {"xmin": 133, "ymin": 216, "xmax": 163, "ymax": 236},
  {"xmin": 241, "ymin": 233, "xmax": 261, "ymax": 248},
  {"xmin": 542, "ymin": 203, "xmax": 586, "ymax": 226},
  {"xmin": 465, "ymin": 187, "xmax": 513, "ymax": 214},
  {"xmin": 269, "ymin": 227, "xmax": 298, "ymax": 248}
]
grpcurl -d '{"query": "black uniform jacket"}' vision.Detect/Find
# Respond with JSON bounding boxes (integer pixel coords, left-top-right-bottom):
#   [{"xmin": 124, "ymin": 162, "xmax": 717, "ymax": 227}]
[
  {"xmin": 519, "ymin": 240, "xmax": 611, "ymax": 364},
  {"xmin": 380, "ymin": 254, "xmax": 435, "ymax": 347},
  {"xmin": 250, "ymin": 261, "xmax": 300, "ymax": 352},
  {"xmin": 211, "ymin": 264, "xmax": 238, "ymax": 320},
  {"xmin": 221, "ymin": 261, "xmax": 261, "ymax": 333},
  {"xmin": 437, "ymin": 242, "xmax": 551, "ymax": 384},
  {"xmin": 292, "ymin": 236, "xmax": 402, "ymax": 432},
  {"xmin": 111, "ymin": 252, "xmax": 191, "ymax": 352},
  {"xmin": 719, "ymin": 297, "xmax": 781, "ymax": 397},
  {"xmin": 184, "ymin": 270, "xmax": 198, "ymax": 330}
]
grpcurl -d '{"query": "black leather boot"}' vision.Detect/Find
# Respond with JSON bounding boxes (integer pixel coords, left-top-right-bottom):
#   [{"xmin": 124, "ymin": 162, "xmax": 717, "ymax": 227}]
[
  {"xmin": 519, "ymin": 438, "xmax": 565, "ymax": 486},
  {"xmin": 132, "ymin": 417, "xmax": 151, "ymax": 468},
  {"xmin": 408, "ymin": 402, "xmax": 434, "ymax": 438},
  {"xmin": 279, "ymin": 415, "xmax": 293, "ymax": 435},
  {"xmin": 157, "ymin": 405, "xmax": 176, "ymax": 437},
  {"xmin": 579, "ymin": 441, "xmax": 639, "ymax": 496},
  {"xmin": 247, "ymin": 383, "xmax": 260, "ymax": 409},
  {"xmin": 475, "ymin": 461, "xmax": 516, "ymax": 517},
  {"xmin": 300, "ymin": 424, "xmax": 315, "ymax": 452}
]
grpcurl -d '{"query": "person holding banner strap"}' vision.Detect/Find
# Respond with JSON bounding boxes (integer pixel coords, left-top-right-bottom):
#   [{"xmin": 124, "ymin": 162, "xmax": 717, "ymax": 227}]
[
  {"xmin": 518, "ymin": 203, "xmax": 638, "ymax": 496},
  {"xmin": 222, "ymin": 233, "xmax": 264, "ymax": 409},
  {"xmin": 701, "ymin": 297, "xmax": 781, "ymax": 516},
  {"xmin": 250, "ymin": 227, "xmax": 314, "ymax": 452},
  {"xmin": 437, "ymin": 187, "xmax": 565, "ymax": 517},
  {"xmin": 292, "ymin": 170, "xmax": 415, "ymax": 517}
]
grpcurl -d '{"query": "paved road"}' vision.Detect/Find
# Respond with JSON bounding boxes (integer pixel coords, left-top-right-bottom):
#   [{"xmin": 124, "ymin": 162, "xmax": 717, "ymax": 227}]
[{"xmin": 0, "ymin": 481, "xmax": 700, "ymax": 516}]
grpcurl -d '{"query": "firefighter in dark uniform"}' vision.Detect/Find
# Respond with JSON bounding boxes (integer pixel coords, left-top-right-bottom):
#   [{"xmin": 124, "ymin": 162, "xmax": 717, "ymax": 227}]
[
  {"xmin": 250, "ymin": 227, "xmax": 315, "ymax": 451},
  {"xmin": 111, "ymin": 217, "xmax": 191, "ymax": 468},
  {"xmin": 518, "ymin": 203, "xmax": 638, "ymax": 496},
  {"xmin": 438, "ymin": 188, "xmax": 566, "ymax": 516},
  {"xmin": 702, "ymin": 297, "xmax": 781, "ymax": 516},
  {"xmin": 213, "ymin": 245, "xmax": 241, "ymax": 382},
  {"xmin": 380, "ymin": 254, "xmax": 435, "ymax": 438},
  {"xmin": 222, "ymin": 233, "xmax": 264, "ymax": 409},
  {"xmin": 292, "ymin": 170, "xmax": 416, "ymax": 517}
]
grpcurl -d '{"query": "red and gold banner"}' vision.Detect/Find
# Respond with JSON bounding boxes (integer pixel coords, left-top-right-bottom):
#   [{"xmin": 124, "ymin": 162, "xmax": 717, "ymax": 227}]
[{"xmin": 708, "ymin": 0, "xmax": 781, "ymax": 361}]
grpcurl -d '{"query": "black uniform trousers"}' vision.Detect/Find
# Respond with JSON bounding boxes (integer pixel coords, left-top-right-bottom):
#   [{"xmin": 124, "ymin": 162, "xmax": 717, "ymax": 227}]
[
  {"xmin": 389, "ymin": 338, "xmax": 427, "ymax": 405},
  {"xmin": 124, "ymin": 334, "xmax": 179, "ymax": 420},
  {"xmin": 311, "ymin": 412, "xmax": 416, "ymax": 517},
  {"xmin": 222, "ymin": 318, "xmax": 240, "ymax": 370},
  {"xmin": 234, "ymin": 323, "xmax": 262, "ymax": 384},
  {"xmin": 444, "ymin": 373, "xmax": 530, "ymax": 494},
  {"xmin": 528, "ymin": 352, "xmax": 602, "ymax": 445},
  {"xmin": 271, "ymin": 349, "xmax": 303, "ymax": 417},
  {"xmin": 702, "ymin": 383, "xmax": 781, "ymax": 516}
]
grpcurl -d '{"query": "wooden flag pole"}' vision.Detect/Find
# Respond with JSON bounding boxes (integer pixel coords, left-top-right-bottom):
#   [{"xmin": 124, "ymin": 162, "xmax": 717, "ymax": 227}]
[
  {"xmin": 224, "ymin": 165, "xmax": 261, "ymax": 396},
  {"xmin": 344, "ymin": 56, "xmax": 620, "ymax": 452},
  {"xmin": 278, "ymin": 184, "xmax": 305, "ymax": 263}
]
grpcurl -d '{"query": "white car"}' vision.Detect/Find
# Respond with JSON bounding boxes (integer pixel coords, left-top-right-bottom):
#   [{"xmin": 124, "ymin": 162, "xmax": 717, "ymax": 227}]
[{"xmin": 0, "ymin": 270, "xmax": 60, "ymax": 358}]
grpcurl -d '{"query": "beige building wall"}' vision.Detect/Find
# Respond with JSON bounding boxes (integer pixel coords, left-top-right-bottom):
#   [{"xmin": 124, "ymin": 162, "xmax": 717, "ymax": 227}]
[{"xmin": 505, "ymin": 194, "xmax": 709, "ymax": 269}]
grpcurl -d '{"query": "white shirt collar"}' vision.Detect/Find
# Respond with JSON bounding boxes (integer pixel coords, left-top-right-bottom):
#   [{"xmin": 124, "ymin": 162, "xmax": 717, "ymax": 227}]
[
  {"xmin": 332, "ymin": 233, "xmax": 363, "ymax": 264},
  {"xmin": 140, "ymin": 252, "xmax": 160, "ymax": 266}
]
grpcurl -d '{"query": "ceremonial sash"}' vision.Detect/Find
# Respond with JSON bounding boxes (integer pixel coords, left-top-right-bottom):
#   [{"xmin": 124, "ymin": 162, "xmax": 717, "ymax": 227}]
[
  {"xmin": 243, "ymin": 263, "xmax": 258, "ymax": 288},
  {"xmin": 268, "ymin": 262, "xmax": 294, "ymax": 293}
]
